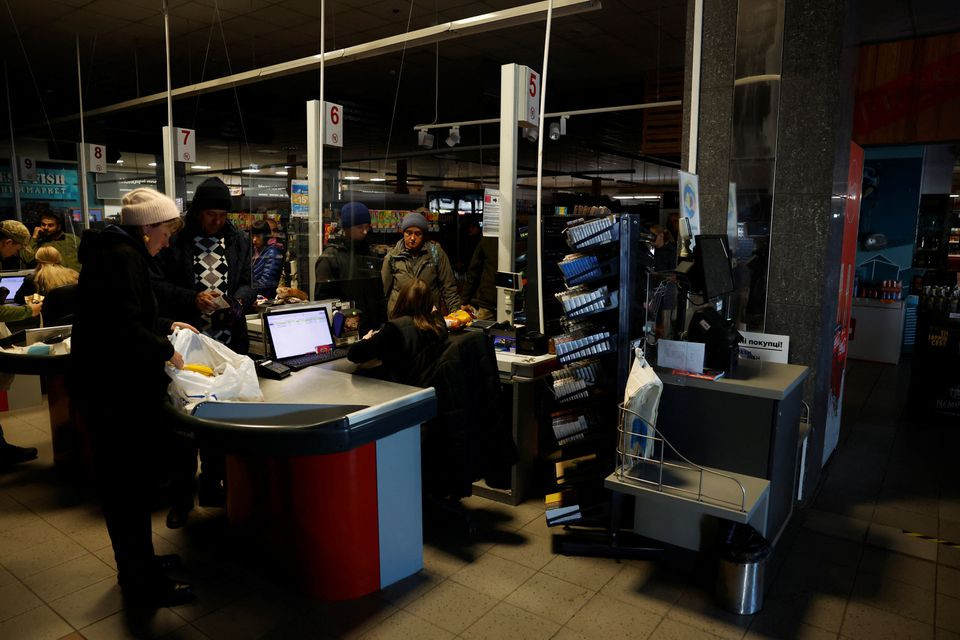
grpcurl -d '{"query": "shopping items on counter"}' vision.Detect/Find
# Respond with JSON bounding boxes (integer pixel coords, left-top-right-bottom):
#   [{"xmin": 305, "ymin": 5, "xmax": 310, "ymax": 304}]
[
  {"xmin": 166, "ymin": 328, "xmax": 263, "ymax": 411},
  {"xmin": 444, "ymin": 308, "xmax": 474, "ymax": 330},
  {"xmin": 621, "ymin": 347, "xmax": 662, "ymax": 462}
]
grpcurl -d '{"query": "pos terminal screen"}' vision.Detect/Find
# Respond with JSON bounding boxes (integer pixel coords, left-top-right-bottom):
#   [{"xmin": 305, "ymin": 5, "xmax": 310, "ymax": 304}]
[{"xmin": 266, "ymin": 308, "xmax": 335, "ymax": 359}]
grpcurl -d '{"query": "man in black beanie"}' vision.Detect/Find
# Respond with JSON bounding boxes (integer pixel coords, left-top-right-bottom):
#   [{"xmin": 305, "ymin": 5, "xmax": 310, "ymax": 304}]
[{"xmin": 151, "ymin": 177, "xmax": 253, "ymax": 527}]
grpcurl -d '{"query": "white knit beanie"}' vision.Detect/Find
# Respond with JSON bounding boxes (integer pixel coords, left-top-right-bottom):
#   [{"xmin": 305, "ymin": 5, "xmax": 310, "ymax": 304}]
[{"xmin": 120, "ymin": 188, "xmax": 181, "ymax": 226}]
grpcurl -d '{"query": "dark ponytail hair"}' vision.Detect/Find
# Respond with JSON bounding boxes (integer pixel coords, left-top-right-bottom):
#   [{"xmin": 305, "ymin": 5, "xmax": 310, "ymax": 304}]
[{"xmin": 391, "ymin": 279, "xmax": 443, "ymax": 335}]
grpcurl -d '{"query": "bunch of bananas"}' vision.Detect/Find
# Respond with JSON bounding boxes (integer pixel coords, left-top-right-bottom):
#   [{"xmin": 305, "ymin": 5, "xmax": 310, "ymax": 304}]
[{"xmin": 183, "ymin": 363, "xmax": 215, "ymax": 377}]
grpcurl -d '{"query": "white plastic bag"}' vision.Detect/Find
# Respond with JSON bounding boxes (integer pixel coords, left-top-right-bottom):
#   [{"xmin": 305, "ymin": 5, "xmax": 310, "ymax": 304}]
[
  {"xmin": 166, "ymin": 329, "xmax": 263, "ymax": 412},
  {"xmin": 622, "ymin": 347, "xmax": 663, "ymax": 463}
]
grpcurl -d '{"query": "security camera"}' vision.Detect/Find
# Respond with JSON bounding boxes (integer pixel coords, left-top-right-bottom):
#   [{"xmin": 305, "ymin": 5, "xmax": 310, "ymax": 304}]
[
  {"xmin": 445, "ymin": 126, "xmax": 461, "ymax": 147},
  {"xmin": 549, "ymin": 122, "xmax": 561, "ymax": 141}
]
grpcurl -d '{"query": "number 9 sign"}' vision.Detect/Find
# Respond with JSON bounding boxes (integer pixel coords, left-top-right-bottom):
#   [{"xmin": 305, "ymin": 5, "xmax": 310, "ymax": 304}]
[{"xmin": 324, "ymin": 101, "xmax": 343, "ymax": 148}]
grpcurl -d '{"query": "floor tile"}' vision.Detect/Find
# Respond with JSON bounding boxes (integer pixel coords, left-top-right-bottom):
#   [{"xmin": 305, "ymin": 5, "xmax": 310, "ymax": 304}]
[
  {"xmin": 22, "ymin": 553, "xmax": 116, "ymax": 602},
  {"xmin": 652, "ymin": 618, "xmax": 724, "ymax": 639},
  {"xmin": 599, "ymin": 562, "xmax": 685, "ymax": 616},
  {"xmin": 460, "ymin": 601, "xmax": 559, "ymax": 640},
  {"xmin": 565, "ymin": 592, "xmax": 662, "ymax": 640},
  {"xmin": 799, "ymin": 509, "xmax": 869, "ymax": 544},
  {"xmin": 760, "ymin": 590, "xmax": 848, "ymax": 634},
  {"xmin": 0, "ymin": 604, "xmax": 72, "ymax": 640},
  {"xmin": 666, "ymin": 588, "xmax": 753, "ymax": 639},
  {"xmin": 81, "ymin": 607, "xmax": 188, "ymax": 640},
  {"xmin": 403, "ymin": 578, "xmax": 497, "ymax": 634},
  {"xmin": 48, "ymin": 576, "xmax": 123, "ymax": 629},
  {"xmin": 867, "ymin": 523, "xmax": 938, "ymax": 562},
  {"xmin": 876, "ymin": 489, "xmax": 940, "ymax": 518},
  {"xmin": 2, "ymin": 534, "xmax": 88, "ymax": 579},
  {"xmin": 856, "ymin": 547, "xmax": 936, "ymax": 590},
  {"xmin": 487, "ymin": 530, "xmax": 556, "ymax": 570},
  {"xmin": 872, "ymin": 505, "xmax": 939, "ymax": 538},
  {"xmin": 358, "ymin": 609, "xmax": 453, "ymax": 640},
  {"xmin": 850, "ymin": 571, "xmax": 935, "ymax": 624},
  {"xmin": 839, "ymin": 600, "xmax": 934, "ymax": 640},
  {"xmin": 540, "ymin": 553, "xmax": 623, "ymax": 592},
  {"xmin": 0, "ymin": 519, "xmax": 63, "ymax": 558},
  {"xmin": 68, "ymin": 524, "xmax": 112, "ymax": 553},
  {"xmin": 421, "ymin": 544, "xmax": 471, "ymax": 578},
  {"xmin": 448, "ymin": 552, "xmax": 536, "ymax": 600},
  {"xmin": 939, "ymin": 566, "xmax": 960, "ymax": 599},
  {"xmin": 0, "ymin": 579, "xmax": 43, "ymax": 622},
  {"xmin": 191, "ymin": 593, "xmax": 293, "ymax": 640},
  {"xmin": 941, "ymin": 497, "xmax": 960, "ymax": 524},
  {"xmin": 0, "ymin": 504, "xmax": 45, "ymax": 534},
  {"xmin": 518, "ymin": 514, "xmax": 552, "ymax": 539},
  {"xmin": 0, "ymin": 564, "xmax": 16, "ymax": 588},
  {"xmin": 937, "ymin": 594, "xmax": 960, "ymax": 633},
  {"xmin": 379, "ymin": 570, "xmax": 444, "ymax": 608},
  {"xmin": 504, "ymin": 572, "xmax": 594, "ymax": 624},
  {"xmin": 308, "ymin": 593, "xmax": 397, "ymax": 639}
]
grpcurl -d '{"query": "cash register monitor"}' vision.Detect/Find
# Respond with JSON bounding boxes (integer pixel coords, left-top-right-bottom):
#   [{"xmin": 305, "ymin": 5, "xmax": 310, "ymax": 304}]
[
  {"xmin": 264, "ymin": 306, "xmax": 344, "ymax": 369},
  {"xmin": 692, "ymin": 234, "xmax": 735, "ymax": 300}
]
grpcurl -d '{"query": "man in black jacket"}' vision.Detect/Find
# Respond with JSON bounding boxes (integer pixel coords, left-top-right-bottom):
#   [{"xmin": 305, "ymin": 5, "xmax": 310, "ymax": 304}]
[
  {"xmin": 151, "ymin": 177, "xmax": 253, "ymax": 527},
  {"xmin": 314, "ymin": 202, "xmax": 380, "ymax": 300},
  {"xmin": 152, "ymin": 178, "xmax": 254, "ymax": 355}
]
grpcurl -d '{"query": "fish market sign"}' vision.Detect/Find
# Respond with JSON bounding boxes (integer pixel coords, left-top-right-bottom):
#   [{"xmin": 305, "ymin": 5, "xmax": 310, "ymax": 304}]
[{"xmin": 0, "ymin": 168, "xmax": 80, "ymax": 201}]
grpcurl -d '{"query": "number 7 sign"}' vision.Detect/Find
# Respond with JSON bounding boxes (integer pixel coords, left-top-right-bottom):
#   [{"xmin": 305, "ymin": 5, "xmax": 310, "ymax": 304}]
[{"xmin": 175, "ymin": 127, "xmax": 196, "ymax": 163}]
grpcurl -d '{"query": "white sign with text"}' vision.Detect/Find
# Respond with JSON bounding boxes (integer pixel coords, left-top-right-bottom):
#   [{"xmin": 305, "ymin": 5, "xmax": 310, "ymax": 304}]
[
  {"xmin": 517, "ymin": 66, "xmax": 540, "ymax": 128},
  {"xmin": 19, "ymin": 157, "xmax": 37, "ymax": 182},
  {"xmin": 175, "ymin": 128, "xmax": 196, "ymax": 163},
  {"xmin": 88, "ymin": 144, "xmax": 107, "ymax": 174},
  {"xmin": 739, "ymin": 331, "xmax": 790, "ymax": 364},
  {"xmin": 658, "ymin": 339, "xmax": 705, "ymax": 374},
  {"xmin": 324, "ymin": 102, "xmax": 343, "ymax": 147}
]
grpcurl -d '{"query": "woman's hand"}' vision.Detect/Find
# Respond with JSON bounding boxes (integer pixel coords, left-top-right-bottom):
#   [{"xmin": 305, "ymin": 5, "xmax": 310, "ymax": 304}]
[
  {"xmin": 169, "ymin": 351, "xmax": 185, "ymax": 369},
  {"xmin": 28, "ymin": 301, "xmax": 42, "ymax": 317},
  {"xmin": 170, "ymin": 322, "xmax": 199, "ymax": 334},
  {"xmin": 362, "ymin": 329, "xmax": 378, "ymax": 340}
]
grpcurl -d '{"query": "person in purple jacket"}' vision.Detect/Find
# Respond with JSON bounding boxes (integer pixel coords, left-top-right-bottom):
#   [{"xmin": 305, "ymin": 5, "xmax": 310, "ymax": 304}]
[{"xmin": 250, "ymin": 220, "xmax": 284, "ymax": 299}]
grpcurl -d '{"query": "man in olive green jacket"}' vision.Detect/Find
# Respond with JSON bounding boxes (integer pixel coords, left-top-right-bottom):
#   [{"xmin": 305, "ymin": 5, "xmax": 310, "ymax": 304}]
[
  {"xmin": 382, "ymin": 211, "xmax": 460, "ymax": 316},
  {"xmin": 20, "ymin": 212, "xmax": 81, "ymax": 271}
]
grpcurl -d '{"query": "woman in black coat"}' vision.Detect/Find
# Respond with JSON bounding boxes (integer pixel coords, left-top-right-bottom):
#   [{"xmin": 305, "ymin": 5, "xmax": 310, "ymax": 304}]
[
  {"xmin": 348, "ymin": 278, "xmax": 448, "ymax": 386},
  {"xmin": 70, "ymin": 188, "xmax": 198, "ymax": 607}
]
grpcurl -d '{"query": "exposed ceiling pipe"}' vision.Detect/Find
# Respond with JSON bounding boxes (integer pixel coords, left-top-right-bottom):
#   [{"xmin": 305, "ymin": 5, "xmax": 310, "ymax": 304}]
[{"xmin": 39, "ymin": 0, "xmax": 600, "ymax": 127}]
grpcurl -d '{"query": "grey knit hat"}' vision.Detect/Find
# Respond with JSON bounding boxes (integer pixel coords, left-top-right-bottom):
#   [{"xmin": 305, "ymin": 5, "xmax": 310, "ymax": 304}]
[
  {"xmin": 400, "ymin": 211, "xmax": 428, "ymax": 232},
  {"xmin": 120, "ymin": 188, "xmax": 182, "ymax": 226}
]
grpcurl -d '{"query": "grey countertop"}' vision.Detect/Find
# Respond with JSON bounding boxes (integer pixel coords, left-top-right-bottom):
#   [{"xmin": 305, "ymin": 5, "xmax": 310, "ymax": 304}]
[{"xmin": 656, "ymin": 360, "xmax": 809, "ymax": 401}]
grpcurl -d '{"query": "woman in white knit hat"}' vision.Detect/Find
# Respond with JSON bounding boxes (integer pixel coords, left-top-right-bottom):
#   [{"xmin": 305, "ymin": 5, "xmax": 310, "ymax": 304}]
[{"xmin": 69, "ymin": 188, "xmax": 199, "ymax": 607}]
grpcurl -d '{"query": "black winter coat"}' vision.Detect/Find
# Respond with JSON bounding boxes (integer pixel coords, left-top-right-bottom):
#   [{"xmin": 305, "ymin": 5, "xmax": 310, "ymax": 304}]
[
  {"xmin": 70, "ymin": 225, "xmax": 174, "ymax": 403},
  {"xmin": 347, "ymin": 315, "xmax": 447, "ymax": 386},
  {"xmin": 151, "ymin": 221, "xmax": 254, "ymax": 354},
  {"xmin": 314, "ymin": 235, "xmax": 380, "ymax": 300}
]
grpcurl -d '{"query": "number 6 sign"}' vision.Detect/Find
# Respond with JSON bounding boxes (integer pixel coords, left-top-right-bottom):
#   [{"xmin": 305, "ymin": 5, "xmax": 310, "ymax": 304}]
[
  {"xmin": 88, "ymin": 144, "xmax": 107, "ymax": 174},
  {"xmin": 324, "ymin": 101, "xmax": 343, "ymax": 148},
  {"xmin": 175, "ymin": 127, "xmax": 196, "ymax": 163}
]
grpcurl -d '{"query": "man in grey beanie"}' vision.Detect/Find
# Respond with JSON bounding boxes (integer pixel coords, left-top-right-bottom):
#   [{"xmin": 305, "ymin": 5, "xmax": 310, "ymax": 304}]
[{"xmin": 382, "ymin": 208, "xmax": 460, "ymax": 316}]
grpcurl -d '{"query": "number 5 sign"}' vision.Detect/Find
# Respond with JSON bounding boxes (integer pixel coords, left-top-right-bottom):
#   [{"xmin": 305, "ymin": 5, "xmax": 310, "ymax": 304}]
[
  {"xmin": 175, "ymin": 127, "xmax": 197, "ymax": 163},
  {"xmin": 517, "ymin": 66, "xmax": 540, "ymax": 129},
  {"xmin": 88, "ymin": 144, "xmax": 107, "ymax": 174},
  {"xmin": 324, "ymin": 102, "xmax": 343, "ymax": 148}
]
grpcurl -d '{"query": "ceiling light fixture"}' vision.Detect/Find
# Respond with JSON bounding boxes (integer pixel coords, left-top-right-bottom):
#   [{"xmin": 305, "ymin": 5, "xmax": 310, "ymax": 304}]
[
  {"xmin": 115, "ymin": 158, "xmax": 124, "ymax": 165},
  {"xmin": 275, "ymin": 171, "xmax": 288, "ymax": 176},
  {"xmin": 522, "ymin": 127, "xmax": 538, "ymax": 142},
  {"xmin": 241, "ymin": 165, "xmax": 261, "ymax": 174},
  {"xmin": 191, "ymin": 165, "xmax": 212, "ymax": 170},
  {"xmin": 418, "ymin": 128, "xmax": 435, "ymax": 148},
  {"xmin": 548, "ymin": 122, "xmax": 560, "ymax": 141},
  {"xmin": 148, "ymin": 162, "xmax": 157, "ymax": 167},
  {"xmin": 613, "ymin": 195, "xmax": 662, "ymax": 200},
  {"xmin": 445, "ymin": 126, "xmax": 461, "ymax": 147},
  {"xmin": 370, "ymin": 177, "xmax": 386, "ymax": 182},
  {"xmin": 343, "ymin": 175, "xmax": 361, "ymax": 181}
]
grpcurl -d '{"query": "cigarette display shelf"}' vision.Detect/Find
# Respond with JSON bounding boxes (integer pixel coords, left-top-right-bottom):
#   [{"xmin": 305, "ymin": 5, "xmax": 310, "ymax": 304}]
[{"xmin": 540, "ymin": 214, "xmax": 653, "ymax": 556}]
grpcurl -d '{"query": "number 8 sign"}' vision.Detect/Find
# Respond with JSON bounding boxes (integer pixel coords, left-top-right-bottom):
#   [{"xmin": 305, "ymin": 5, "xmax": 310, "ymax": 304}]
[
  {"xmin": 324, "ymin": 101, "xmax": 343, "ymax": 148},
  {"xmin": 88, "ymin": 144, "xmax": 107, "ymax": 174}
]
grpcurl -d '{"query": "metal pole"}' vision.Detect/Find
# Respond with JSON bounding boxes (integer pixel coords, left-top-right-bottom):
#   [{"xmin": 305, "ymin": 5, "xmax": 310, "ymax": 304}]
[
  {"xmin": 497, "ymin": 64, "xmax": 519, "ymax": 324},
  {"xmin": 688, "ymin": 0, "xmax": 703, "ymax": 174},
  {"xmin": 307, "ymin": 100, "xmax": 322, "ymax": 300},
  {"xmin": 319, "ymin": 0, "xmax": 325, "ymax": 260},
  {"xmin": 163, "ymin": 0, "xmax": 176, "ymax": 200},
  {"xmin": 533, "ymin": 0, "xmax": 554, "ymax": 334},
  {"xmin": 4, "ymin": 62, "xmax": 22, "ymax": 222},
  {"xmin": 76, "ymin": 35, "xmax": 90, "ymax": 229}
]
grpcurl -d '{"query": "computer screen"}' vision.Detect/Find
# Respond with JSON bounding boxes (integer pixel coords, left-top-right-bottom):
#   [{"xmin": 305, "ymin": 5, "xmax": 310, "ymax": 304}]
[
  {"xmin": 0, "ymin": 276, "xmax": 26, "ymax": 302},
  {"xmin": 266, "ymin": 307, "xmax": 335, "ymax": 359},
  {"xmin": 694, "ymin": 234, "xmax": 735, "ymax": 300}
]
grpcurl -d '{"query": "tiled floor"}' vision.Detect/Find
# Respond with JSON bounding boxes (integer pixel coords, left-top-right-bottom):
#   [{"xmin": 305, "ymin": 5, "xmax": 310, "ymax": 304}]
[{"xmin": 0, "ymin": 358, "xmax": 958, "ymax": 639}]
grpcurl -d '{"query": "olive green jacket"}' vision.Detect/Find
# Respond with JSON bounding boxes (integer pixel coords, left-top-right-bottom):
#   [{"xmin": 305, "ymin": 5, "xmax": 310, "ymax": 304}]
[
  {"xmin": 20, "ymin": 233, "xmax": 82, "ymax": 271},
  {"xmin": 0, "ymin": 304, "xmax": 33, "ymax": 323},
  {"xmin": 381, "ymin": 239, "xmax": 460, "ymax": 316}
]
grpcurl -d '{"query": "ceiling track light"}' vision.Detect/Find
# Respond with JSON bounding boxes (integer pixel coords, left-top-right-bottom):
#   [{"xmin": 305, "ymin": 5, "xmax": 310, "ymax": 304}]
[
  {"xmin": 418, "ymin": 128, "xmax": 435, "ymax": 148},
  {"xmin": 445, "ymin": 126, "xmax": 461, "ymax": 147}
]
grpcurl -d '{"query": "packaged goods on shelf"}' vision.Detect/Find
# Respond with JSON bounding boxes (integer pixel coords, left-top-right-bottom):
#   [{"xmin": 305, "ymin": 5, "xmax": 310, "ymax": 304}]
[
  {"xmin": 563, "ymin": 214, "xmax": 619, "ymax": 249},
  {"xmin": 555, "ymin": 285, "xmax": 617, "ymax": 318}
]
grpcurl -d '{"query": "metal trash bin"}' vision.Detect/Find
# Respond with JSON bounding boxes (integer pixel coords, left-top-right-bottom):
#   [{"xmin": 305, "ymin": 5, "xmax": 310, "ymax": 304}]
[{"xmin": 715, "ymin": 523, "xmax": 770, "ymax": 615}]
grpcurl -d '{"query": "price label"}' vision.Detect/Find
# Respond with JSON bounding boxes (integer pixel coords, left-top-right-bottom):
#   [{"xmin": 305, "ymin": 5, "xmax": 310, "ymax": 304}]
[
  {"xmin": 175, "ymin": 127, "xmax": 197, "ymax": 163},
  {"xmin": 324, "ymin": 101, "xmax": 343, "ymax": 147},
  {"xmin": 88, "ymin": 144, "xmax": 107, "ymax": 174},
  {"xmin": 517, "ymin": 67, "xmax": 540, "ymax": 128},
  {"xmin": 19, "ymin": 156, "xmax": 37, "ymax": 182}
]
